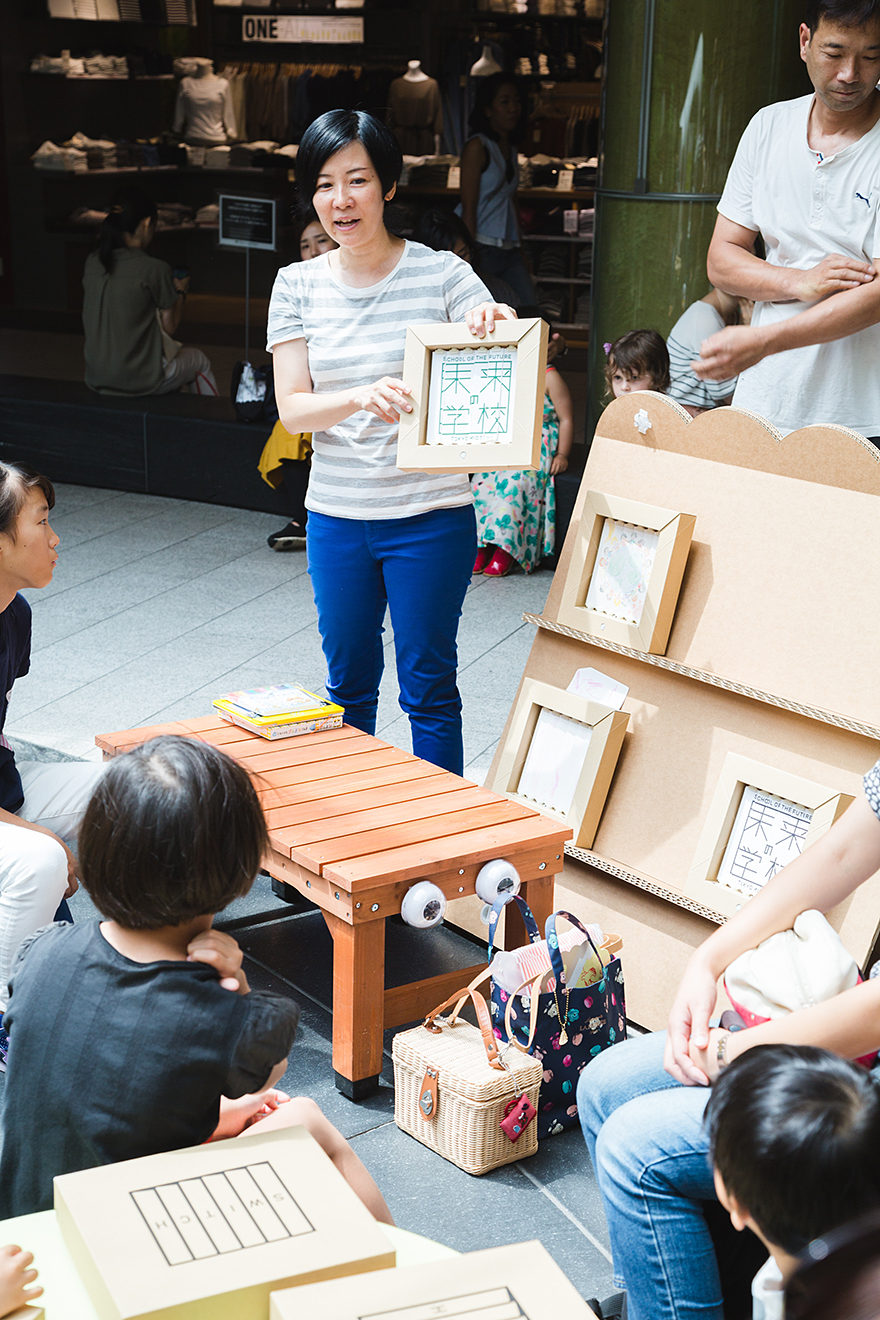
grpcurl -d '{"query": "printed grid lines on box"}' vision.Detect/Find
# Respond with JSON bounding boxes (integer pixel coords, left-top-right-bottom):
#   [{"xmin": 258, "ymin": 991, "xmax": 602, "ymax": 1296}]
[
  {"xmin": 130, "ymin": 1160, "xmax": 314, "ymax": 1265},
  {"xmin": 361, "ymin": 1285, "xmax": 526, "ymax": 1320}
]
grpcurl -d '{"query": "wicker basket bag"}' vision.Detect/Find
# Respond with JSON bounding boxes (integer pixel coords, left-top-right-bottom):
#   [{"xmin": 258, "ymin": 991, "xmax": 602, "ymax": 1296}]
[{"xmin": 392, "ymin": 986, "xmax": 543, "ymax": 1176}]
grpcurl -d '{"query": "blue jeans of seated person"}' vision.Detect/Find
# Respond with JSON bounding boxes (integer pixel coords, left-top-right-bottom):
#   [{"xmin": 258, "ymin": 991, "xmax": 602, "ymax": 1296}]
[
  {"xmin": 307, "ymin": 506, "xmax": 476, "ymax": 776},
  {"xmin": 577, "ymin": 1029, "xmax": 720, "ymax": 1320}
]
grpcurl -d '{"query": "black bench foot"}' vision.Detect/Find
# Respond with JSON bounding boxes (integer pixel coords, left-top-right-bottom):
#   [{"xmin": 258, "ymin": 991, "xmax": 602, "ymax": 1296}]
[{"xmin": 335, "ymin": 1071, "xmax": 380, "ymax": 1100}]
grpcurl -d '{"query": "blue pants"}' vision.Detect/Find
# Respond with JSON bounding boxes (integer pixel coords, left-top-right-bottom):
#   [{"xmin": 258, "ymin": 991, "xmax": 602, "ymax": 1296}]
[
  {"xmin": 577, "ymin": 1031, "xmax": 720, "ymax": 1320},
  {"xmin": 307, "ymin": 505, "xmax": 476, "ymax": 775}
]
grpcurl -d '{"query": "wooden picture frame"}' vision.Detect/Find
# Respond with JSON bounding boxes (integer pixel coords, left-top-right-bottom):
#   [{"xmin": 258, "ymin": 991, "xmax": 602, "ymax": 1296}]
[
  {"xmin": 556, "ymin": 491, "xmax": 695, "ymax": 655},
  {"xmin": 489, "ymin": 678, "xmax": 628, "ymax": 849},
  {"xmin": 685, "ymin": 752, "xmax": 854, "ymax": 918},
  {"xmin": 396, "ymin": 317, "xmax": 549, "ymax": 474}
]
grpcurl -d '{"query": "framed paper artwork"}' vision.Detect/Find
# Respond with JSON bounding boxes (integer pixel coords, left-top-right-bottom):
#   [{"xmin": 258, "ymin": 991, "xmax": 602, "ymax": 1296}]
[
  {"xmin": 396, "ymin": 317, "xmax": 549, "ymax": 474},
  {"xmin": 490, "ymin": 678, "xmax": 628, "ymax": 849},
  {"xmin": 685, "ymin": 753, "xmax": 854, "ymax": 918},
  {"xmin": 557, "ymin": 491, "xmax": 696, "ymax": 655}
]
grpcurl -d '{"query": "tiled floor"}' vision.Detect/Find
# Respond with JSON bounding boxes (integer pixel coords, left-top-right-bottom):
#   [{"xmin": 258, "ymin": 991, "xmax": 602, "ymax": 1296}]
[{"xmin": 2, "ymin": 482, "xmax": 615, "ymax": 1300}]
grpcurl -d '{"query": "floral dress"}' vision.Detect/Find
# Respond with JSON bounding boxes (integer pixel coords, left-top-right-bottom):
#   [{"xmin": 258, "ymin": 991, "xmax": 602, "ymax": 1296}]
[{"xmin": 471, "ymin": 365, "xmax": 559, "ymax": 573}]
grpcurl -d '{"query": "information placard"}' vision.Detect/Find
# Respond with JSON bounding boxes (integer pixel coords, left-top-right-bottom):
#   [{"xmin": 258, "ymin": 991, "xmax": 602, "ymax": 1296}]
[
  {"xmin": 242, "ymin": 16, "xmax": 364, "ymax": 43},
  {"xmin": 219, "ymin": 195, "xmax": 276, "ymax": 251}
]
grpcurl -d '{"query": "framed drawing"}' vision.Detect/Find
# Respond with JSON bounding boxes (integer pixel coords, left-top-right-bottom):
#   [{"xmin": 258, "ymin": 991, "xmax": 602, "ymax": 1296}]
[
  {"xmin": 557, "ymin": 491, "xmax": 696, "ymax": 655},
  {"xmin": 396, "ymin": 317, "xmax": 549, "ymax": 474},
  {"xmin": 685, "ymin": 753, "xmax": 854, "ymax": 918},
  {"xmin": 490, "ymin": 678, "xmax": 629, "ymax": 849}
]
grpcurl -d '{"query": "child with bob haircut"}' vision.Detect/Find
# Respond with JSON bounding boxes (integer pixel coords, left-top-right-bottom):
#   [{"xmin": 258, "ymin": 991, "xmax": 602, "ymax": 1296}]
[
  {"xmin": 0, "ymin": 735, "xmax": 393, "ymax": 1225},
  {"xmin": 604, "ymin": 329, "xmax": 670, "ymax": 400},
  {"xmin": 706, "ymin": 1044, "xmax": 880, "ymax": 1320}
]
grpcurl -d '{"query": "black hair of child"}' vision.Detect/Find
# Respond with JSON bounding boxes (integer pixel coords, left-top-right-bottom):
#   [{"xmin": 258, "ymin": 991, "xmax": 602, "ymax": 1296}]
[
  {"xmin": 413, "ymin": 207, "xmax": 474, "ymax": 259},
  {"xmin": 604, "ymin": 328, "xmax": 670, "ymax": 396},
  {"xmin": 294, "ymin": 110, "xmax": 402, "ymax": 225},
  {"xmin": 0, "ymin": 462, "xmax": 55, "ymax": 539},
  {"xmin": 706, "ymin": 1044, "xmax": 880, "ymax": 1256},
  {"xmin": 79, "ymin": 735, "xmax": 268, "ymax": 929},
  {"xmin": 805, "ymin": 0, "xmax": 880, "ymax": 34},
  {"xmin": 786, "ymin": 1209, "xmax": 880, "ymax": 1320}
]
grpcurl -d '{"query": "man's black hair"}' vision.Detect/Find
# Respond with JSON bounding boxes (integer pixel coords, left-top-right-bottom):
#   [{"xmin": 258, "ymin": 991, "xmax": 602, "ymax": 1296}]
[
  {"xmin": 805, "ymin": 1, "xmax": 880, "ymax": 32},
  {"xmin": 294, "ymin": 110, "xmax": 402, "ymax": 225},
  {"xmin": 706, "ymin": 1045, "xmax": 880, "ymax": 1255}
]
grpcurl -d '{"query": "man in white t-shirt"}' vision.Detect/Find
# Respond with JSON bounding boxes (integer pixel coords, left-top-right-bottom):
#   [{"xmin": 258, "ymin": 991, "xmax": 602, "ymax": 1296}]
[{"xmin": 692, "ymin": 0, "xmax": 880, "ymax": 438}]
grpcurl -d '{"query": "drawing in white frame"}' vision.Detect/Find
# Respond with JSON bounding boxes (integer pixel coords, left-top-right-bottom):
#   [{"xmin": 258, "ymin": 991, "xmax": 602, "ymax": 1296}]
[
  {"xmin": 396, "ymin": 317, "xmax": 548, "ymax": 474},
  {"xmin": 685, "ymin": 752, "xmax": 854, "ymax": 918},
  {"xmin": 490, "ymin": 678, "xmax": 628, "ymax": 849},
  {"xmin": 425, "ymin": 346, "xmax": 518, "ymax": 446},
  {"xmin": 557, "ymin": 491, "xmax": 695, "ymax": 655}
]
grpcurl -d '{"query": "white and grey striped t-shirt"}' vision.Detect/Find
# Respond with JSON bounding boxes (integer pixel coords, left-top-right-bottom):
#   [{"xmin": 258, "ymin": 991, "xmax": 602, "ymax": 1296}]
[{"xmin": 267, "ymin": 240, "xmax": 491, "ymax": 519}]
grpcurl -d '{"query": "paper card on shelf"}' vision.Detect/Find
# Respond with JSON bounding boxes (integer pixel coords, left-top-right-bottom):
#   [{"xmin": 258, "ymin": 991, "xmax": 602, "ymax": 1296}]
[
  {"xmin": 271, "ymin": 1239, "xmax": 599, "ymax": 1320},
  {"xmin": 566, "ymin": 667, "xmax": 629, "ymax": 710},
  {"xmin": 556, "ymin": 172, "xmax": 574, "ymax": 192},
  {"xmin": 516, "ymin": 708, "xmax": 592, "ymax": 817},
  {"xmin": 54, "ymin": 1126, "xmax": 395, "ymax": 1320},
  {"xmin": 446, "ymin": 165, "xmax": 461, "ymax": 189},
  {"xmin": 717, "ymin": 785, "xmax": 813, "ymax": 897},
  {"xmin": 585, "ymin": 519, "xmax": 659, "ymax": 626}
]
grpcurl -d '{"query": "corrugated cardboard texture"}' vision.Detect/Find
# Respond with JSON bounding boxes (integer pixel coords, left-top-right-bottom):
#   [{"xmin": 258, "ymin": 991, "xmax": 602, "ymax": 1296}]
[
  {"xmin": 271, "ymin": 1240, "xmax": 598, "ymax": 1320},
  {"xmin": 486, "ymin": 398, "xmax": 880, "ymax": 1025},
  {"xmin": 54, "ymin": 1127, "xmax": 394, "ymax": 1320}
]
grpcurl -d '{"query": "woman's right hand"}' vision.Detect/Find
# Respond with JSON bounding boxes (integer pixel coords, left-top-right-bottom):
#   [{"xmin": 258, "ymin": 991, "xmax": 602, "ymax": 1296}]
[
  {"xmin": 351, "ymin": 377, "xmax": 413, "ymax": 424},
  {"xmin": 663, "ymin": 951, "xmax": 720, "ymax": 1087}
]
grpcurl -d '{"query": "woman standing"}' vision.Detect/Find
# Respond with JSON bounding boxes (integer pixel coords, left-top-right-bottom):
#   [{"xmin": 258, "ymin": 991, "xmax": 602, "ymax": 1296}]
[
  {"xmin": 82, "ymin": 186, "xmax": 217, "ymax": 397},
  {"xmin": 459, "ymin": 75, "xmax": 534, "ymax": 308},
  {"xmin": 268, "ymin": 111, "xmax": 512, "ymax": 775}
]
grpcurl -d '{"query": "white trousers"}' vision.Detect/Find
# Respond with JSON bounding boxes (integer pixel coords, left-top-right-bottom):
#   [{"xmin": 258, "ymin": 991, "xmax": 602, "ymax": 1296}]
[{"xmin": 0, "ymin": 760, "xmax": 105, "ymax": 1010}]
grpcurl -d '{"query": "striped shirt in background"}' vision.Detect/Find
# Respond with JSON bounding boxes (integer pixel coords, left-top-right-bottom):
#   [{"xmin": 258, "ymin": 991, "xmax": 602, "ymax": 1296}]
[
  {"xmin": 267, "ymin": 240, "xmax": 491, "ymax": 520},
  {"xmin": 666, "ymin": 300, "xmax": 738, "ymax": 412}
]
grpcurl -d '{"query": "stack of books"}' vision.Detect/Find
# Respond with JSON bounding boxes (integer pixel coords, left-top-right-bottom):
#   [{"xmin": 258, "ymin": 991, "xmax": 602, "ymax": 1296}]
[{"xmin": 214, "ymin": 684, "xmax": 344, "ymax": 740}]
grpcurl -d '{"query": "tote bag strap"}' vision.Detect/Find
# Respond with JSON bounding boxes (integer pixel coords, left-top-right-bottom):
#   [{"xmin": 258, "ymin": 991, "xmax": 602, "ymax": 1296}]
[
  {"xmin": 503, "ymin": 972, "xmax": 545, "ymax": 1054},
  {"xmin": 546, "ymin": 910, "xmax": 603, "ymax": 990},
  {"xmin": 422, "ymin": 985, "xmax": 505, "ymax": 1070},
  {"xmin": 486, "ymin": 892, "xmax": 542, "ymax": 965}
]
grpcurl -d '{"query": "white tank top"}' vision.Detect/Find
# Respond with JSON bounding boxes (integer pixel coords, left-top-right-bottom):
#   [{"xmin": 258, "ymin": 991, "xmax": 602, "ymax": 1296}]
[{"xmin": 470, "ymin": 133, "xmax": 519, "ymax": 248}]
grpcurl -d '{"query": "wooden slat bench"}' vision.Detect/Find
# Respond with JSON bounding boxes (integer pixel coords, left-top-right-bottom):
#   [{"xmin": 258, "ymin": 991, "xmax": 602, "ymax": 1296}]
[{"xmin": 96, "ymin": 717, "xmax": 572, "ymax": 1098}]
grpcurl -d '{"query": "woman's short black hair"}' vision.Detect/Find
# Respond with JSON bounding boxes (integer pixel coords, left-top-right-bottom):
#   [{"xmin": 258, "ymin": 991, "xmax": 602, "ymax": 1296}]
[
  {"xmin": 706, "ymin": 1045, "xmax": 880, "ymax": 1256},
  {"xmin": 294, "ymin": 110, "xmax": 402, "ymax": 223},
  {"xmin": 413, "ymin": 208, "xmax": 474, "ymax": 256},
  {"xmin": 468, "ymin": 74, "xmax": 527, "ymax": 145},
  {"xmin": 98, "ymin": 185, "xmax": 157, "ymax": 274},
  {"xmin": 0, "ymin": 463, "xmax": 55, "ymax": 541},
  {"xmin": 79, "ymin": 736, "xmax": 268, "ymax": 929}
]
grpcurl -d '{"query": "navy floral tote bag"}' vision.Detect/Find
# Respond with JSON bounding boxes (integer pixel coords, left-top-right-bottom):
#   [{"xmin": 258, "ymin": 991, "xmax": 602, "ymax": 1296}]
[{"xmin": 487, "ymin": 898, "xmax": 626, "ymax": 1137}]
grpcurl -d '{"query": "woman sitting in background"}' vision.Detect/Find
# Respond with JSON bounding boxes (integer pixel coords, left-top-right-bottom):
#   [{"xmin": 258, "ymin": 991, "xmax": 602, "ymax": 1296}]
[
  {"xmin": 666, "ymin": 289, "xmax": 753, "ymax": 416},
  {"xmin": 83, "ymin": 186, "xmax": 217, "ymax": 397}
]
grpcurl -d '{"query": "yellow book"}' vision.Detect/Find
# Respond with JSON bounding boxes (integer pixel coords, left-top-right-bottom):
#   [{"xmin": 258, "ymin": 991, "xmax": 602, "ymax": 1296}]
[{"xmin": 214, "ymin": 684, "xmax": 344, "ymax": 740}]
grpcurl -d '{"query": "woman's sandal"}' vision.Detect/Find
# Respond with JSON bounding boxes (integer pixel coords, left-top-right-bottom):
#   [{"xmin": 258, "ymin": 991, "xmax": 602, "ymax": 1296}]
[
  {"xmin": 473, "ymin": 545, "xmax": 493, "ymax": 574},
  {"xmin": 483, "ymin": 547, "xmax": 516, "ymax": 577}
]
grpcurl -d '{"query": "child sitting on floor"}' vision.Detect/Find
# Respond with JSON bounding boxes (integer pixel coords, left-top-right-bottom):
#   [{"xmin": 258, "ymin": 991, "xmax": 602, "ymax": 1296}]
[
  {"xmin": 604, "ymin": 329, "xmax": 670, "ymax": 400},
  {"xmin": 706, "ymin": 1044, "xmax": 880, "ymax": 1320},
  {"xmin": 0, "ymin": 735, "xmax": 393, "ymax": 1225}
]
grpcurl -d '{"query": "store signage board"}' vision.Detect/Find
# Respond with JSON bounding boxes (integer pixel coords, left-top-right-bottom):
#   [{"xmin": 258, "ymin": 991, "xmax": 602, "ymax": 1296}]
[
  {"xmin": 219, "ymin": 195, "xmax": 276, "ymax": 251},
  {"xmin": 242, "ymin": 16, "xmax": 364, "ymax": 43}
]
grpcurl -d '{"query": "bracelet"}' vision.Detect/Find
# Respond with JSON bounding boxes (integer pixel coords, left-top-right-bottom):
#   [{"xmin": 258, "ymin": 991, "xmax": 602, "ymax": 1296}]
[{"xmin": 716, "ymin": 1031, "xmax": 730, "ymax": 1072}]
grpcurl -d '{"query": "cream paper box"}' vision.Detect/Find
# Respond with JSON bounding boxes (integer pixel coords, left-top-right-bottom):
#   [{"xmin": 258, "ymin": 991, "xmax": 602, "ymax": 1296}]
[
  {"xmin": 54, "ymin": 1126, "xmax": 395, "ymax": 1320},
  {"xmin": 6, "ymin": 1308, "xmax": 44, "ymax": 1320},
  {"xmin": 271, "ymin": 1240, "xmax": 599, "ymax": 1320}
]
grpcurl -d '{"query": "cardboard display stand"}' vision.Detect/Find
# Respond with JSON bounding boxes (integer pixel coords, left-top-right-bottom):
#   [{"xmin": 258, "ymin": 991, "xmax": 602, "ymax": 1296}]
[
  {"xmin": 487, "ymin": 394, "xmax": 880, "ymax": 1029},
  {"xmin": 271, "ymin": 1239, "xmax": 599, "ymax": 1320},
  {"xmin": 54, "ymin": 1127, "xmax": 395, "ymax": 1320},
  {"xmin": 6, "ymin": 1308, "xmax": 44, "ymax": 1319},
  {"xmin": 396, "ymin": 318, "xmax": 548, "ymax": 474}
]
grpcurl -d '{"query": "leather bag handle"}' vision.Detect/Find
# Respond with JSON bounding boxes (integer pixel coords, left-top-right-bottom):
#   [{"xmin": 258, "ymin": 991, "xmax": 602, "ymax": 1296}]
[{"xmin": 421, "ymin": 985, "xmax": 505, "ymax": 1070}]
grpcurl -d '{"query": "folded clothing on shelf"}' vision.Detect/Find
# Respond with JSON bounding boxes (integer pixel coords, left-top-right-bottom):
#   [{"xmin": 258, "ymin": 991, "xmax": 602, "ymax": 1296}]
[
  {"xmin": 69, "ymin": 206, "xmax": 108, "ymax": 227},
  {"xmin": 195, "ymin": 203, "xmax": 219, "ymax": 226},
  {"xmin": 32, "ymin": 140, "xmax": 87, "ymax": 172},
  {"xmin": 204, "ymin": 145, "xmax": 230, "ymax": 169},
  {"xmin": 156, "ymin": 201, "xmax": 194, "ymax": 229}
]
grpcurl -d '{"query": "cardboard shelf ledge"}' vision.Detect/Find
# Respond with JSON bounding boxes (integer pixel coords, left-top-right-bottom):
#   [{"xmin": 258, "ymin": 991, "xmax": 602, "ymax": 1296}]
[
  {"xmin": 523, "ymin": 613, "xmax": 880, "ymax": 740},
  {"xmin": 564, "ymin": 843, "xmax": 728, "ymax": 925}
]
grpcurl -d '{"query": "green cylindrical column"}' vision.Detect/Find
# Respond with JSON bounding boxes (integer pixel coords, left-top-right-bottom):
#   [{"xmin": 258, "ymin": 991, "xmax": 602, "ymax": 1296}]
[{"xmin": 587, "ymin": 0, "xmax": 810, "ymax": 433}]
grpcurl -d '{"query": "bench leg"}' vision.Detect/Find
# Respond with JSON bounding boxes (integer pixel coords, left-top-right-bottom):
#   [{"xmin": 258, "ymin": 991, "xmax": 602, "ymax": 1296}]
[
  {"xmin": 506, "ymin": 874, "xmax": 556, "ymax": 946},
  {"xmin": 323, "ymin": 911, "xmax": 385, "ymax": 1098}
]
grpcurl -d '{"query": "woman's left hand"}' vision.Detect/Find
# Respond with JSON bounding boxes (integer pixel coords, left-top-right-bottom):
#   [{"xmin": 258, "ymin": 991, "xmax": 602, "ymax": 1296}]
[
  {"xmin": 465, "ymin": 302, "xmax": 517, "ymax": 338},
  {"xmin": 550, "ymin": 455, "xmax": 569, "ymax": 475}
]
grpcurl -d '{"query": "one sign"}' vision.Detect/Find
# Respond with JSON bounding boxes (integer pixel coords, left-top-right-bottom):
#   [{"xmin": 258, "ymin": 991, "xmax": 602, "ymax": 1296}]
[
  {"xmin": 242, "ymin": 16, "xmax": 364, "ymax": 43},
  {"xmin": 219, "ymin": 195, "xmax": 276, "ymax": 251}
]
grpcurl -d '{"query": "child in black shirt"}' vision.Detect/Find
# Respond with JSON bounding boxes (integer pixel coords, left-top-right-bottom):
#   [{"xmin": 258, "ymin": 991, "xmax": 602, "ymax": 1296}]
[{"xmin": 0, "ymin": 735, "xmax": 393, "ymax": 1224}]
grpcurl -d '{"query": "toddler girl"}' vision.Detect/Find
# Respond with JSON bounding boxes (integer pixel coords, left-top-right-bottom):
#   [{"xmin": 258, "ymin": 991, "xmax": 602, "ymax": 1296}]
[
  {"xmin": 472, "ymin": 318, "xmax": 574, "ymax": 577},
  {"xmin": 604, "ymin": 328, "xmax": 670, "ymax": 399},
  {"xmin": 0, "ymin": 735, "xmax": 392, "ymax": 1225}
]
